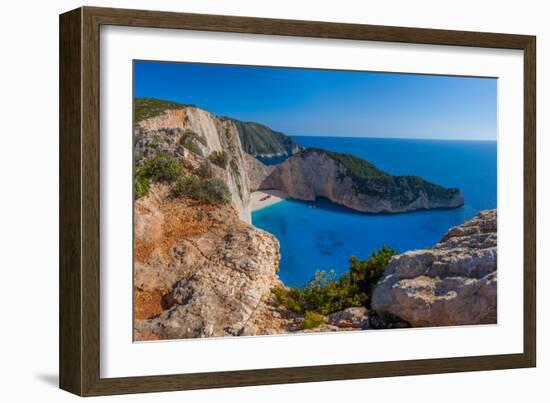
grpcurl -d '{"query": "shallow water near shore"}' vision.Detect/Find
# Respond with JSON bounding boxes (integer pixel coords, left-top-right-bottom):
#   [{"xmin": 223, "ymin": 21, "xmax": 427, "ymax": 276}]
[{"xmin": 252, "ymin": 136, "xmax": 497, "ymax": 287}]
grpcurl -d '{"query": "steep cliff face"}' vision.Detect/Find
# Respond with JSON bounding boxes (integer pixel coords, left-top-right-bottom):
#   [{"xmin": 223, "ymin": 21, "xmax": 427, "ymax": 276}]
[
  {"xmin": 259, "ymin": 149, "xmax": 464, "ymax": 213},
  {"xmin": 371, "ymin": 210, "xmax": 497, "ymax": 327},
  {"xmin": 134, "ymin": 185, "xmax": 285, "ymax": 340},
  {"xmin": 229, "ymin": 118, "xmax": 303, "ymax": 158},
  {"xmin": 133, "ymin": 104, "xmax": 298, "ymax": 340},
  {"xmin": 137, "ymin": 106, "xmax": 252, "ymax": 223},
  {"xmin": 244, "ymin": 153, "xmax": 275, "ymax": 191}
]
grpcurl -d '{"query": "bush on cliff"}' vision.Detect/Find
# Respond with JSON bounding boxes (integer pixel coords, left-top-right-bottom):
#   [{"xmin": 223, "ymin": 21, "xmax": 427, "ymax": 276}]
[
  {"xmin": 134, "ymin": 149, "xmax": 232, "ymax": 204},
  {"xmin": 194, "ymin": 160, "xmax": 214, "ymax": 179},
  {"xmin": 134, "ymin": 175, "xmax": 150, "ymax": 199},
  {"xmin": 179, "ymin": 130, "xmax": 207, "ymax": 156},
  {"xmin": 302, "ymin": 311, "xmax": 325, "ymax": 330},
  {"xmin": 171, "ymin": 176, "xmax": 231, "ymax": 205},
  {"xmin": 134, "ymin": 152, "xmax": 184, "ymax": 198},
  {"xmin": 208, "ymin": 150, "xmax": 228, "ymax": 168},
  {"xmin": 272, "ymin": 246, "xmax": 397, "ymax": 316}
]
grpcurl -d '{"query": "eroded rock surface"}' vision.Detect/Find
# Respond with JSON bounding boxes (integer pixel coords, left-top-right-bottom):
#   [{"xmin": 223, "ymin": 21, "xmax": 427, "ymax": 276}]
[
  {"xmin": 134, "ymin": 187, "xmax": 285, "ymax": 340},
  {"xmin": 137, "ymin": 107, "xmax": 252, "ymax": 223},
  {"xmin": 371, "ymin": 210, "xmax": 497, "ymax": 327},
  {"xmin": 327, "ymin": 307, "xmax": 369, "ymax": 329},
  {"xmin": 244, "ymin": 154, "xmax": 275, "ymax": 191}
]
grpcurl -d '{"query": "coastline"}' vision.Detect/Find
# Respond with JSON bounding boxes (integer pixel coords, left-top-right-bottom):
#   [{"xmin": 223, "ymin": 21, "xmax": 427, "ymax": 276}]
[{"xmin": 251, "ymin": 190, "xmax": 289, "ymax": 212}]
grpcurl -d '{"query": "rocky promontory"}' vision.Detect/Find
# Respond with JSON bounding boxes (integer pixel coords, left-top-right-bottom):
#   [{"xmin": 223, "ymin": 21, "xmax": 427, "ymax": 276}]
[
  {"xmin": 228, "ymin": 118, "xmax": 303, "ymax": 158},
  {"xmin": 371, "ymin": 209, "xmax": 497, "ymax": 327},
  {"xmin": 134, "ymin": 185, "xmax": 285, "ymax": 339},
  {"xmin": 258, "ymin": 148, "xmax": 464, "ymax": 213}
]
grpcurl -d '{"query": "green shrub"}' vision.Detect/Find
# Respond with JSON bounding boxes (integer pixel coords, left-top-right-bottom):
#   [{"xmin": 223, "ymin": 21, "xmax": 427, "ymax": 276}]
[
  {"xmin": 272, "ymin": 287, "xmax": 302, "ymax": 313},
  {"xmin": 195, "ymin": 160, "xmax": 214, "ymax": 179},
  {"xmin": 208, "ymin": 150, "xmax": 228, "ymax": 168},
  {"xmin": 137, "ymin": 152, "xmax": 183, "ymax": 182},
  {"xmin": 134, "ymin": 175, "xmax": 150, "ymax": 199},
  {"xmin": 171, "ymin": 176, "xmax": 230, "ymax": 205},
  {"xmin": 179, "ymin": 130, "xmax": 207, "ymax": 156},
  {"xmin": 202, "ymin": 178, "xmax": 231, "ymax": 204},
  {"xmin": 181, "ymin": 138, "xmax": 203, "ymax": 156},
  {"xmin": 272, "ymin": 246, "xmax": 397, "ymax": 316},
  {"xmin": 171, "ymin": 176, "xmax": 200, "ymax": 200},
  {"xmin": 302, "ymin": 311, "xmax": 325, "ymax": 330},
  {"xmin": 272, "ymin": 270, "xmax": 355, "ymax": 316},
  {"xmin": 134, "ymin": 152, "xmax": 183, "ymax": 198}
]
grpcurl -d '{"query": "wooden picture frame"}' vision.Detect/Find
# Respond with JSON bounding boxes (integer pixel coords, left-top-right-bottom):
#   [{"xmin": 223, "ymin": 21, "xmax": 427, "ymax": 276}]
[{"xmin": 59, "ymin": 6, "xmax": 536, "ymax": 396}]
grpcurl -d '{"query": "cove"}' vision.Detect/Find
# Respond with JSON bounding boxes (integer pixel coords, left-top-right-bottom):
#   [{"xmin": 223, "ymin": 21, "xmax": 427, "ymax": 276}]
[{"xmin": 252, "ymin": 136, "xmax": 497, "ymax": 287}]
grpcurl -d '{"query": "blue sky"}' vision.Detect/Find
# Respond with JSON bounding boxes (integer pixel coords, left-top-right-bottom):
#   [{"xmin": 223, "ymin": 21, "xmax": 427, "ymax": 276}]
[{"xmin": 134, "ymin": 61, "xmax": 497, "ymax": 140}]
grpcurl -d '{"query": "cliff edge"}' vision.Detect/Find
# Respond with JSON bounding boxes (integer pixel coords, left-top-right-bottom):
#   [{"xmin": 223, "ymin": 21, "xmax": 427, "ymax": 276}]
[
  {"xmin": 371, "ymin": 209, "xmax": 497, "ymax": 327},
  {"xmin": 134, "ymin": 185, "xmax": 285, "ymax": 339},
  {"xmin": 259, "ymin": 148, "xmax": 464, "ymax": 213},
  {"xmin": 136, "ymin": 103, "xmax": 253, "ymax": 223}
]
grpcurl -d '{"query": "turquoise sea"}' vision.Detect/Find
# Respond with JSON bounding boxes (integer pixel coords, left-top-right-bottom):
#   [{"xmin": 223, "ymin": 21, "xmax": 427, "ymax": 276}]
[{"xmin": 252, "ymin": 136, "xmax": 497, "ymax": 287}]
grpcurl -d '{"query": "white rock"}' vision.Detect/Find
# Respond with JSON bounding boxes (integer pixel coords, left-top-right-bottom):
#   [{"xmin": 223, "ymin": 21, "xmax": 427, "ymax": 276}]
[{"xmin": 372, "ymin": 210, "xmax": 497, "ymax": 327}]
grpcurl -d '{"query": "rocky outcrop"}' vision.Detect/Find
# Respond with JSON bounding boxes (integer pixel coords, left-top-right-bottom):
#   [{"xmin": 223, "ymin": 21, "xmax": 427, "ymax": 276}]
[
  {"xmin": 327, "ymin": 307, "xmax": 369, "ymax": 329},
  {"xmin": 258, "ymin": 149, "xmax": 464, "ymax": 213},
  {"xmin": 371, "ymin": 210, "xmax": 497, "ymax": 327},
  {"xmin": 137, "ymin": 106, "xmax": 253, "ymax": 223},
  {"xmin": 229, "ymin": 118, "xmax": 303, "ymax": 158},
  {"xmin": 244, "ymin": 154, "xmax": 275, "ymax": 191},
  {"xmin": 134, "ymin": 185, "xmax": 285, "ymax": 340}
]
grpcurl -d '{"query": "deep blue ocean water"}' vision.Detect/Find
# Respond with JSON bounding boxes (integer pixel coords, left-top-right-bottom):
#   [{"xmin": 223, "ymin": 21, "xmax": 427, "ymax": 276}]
[
  {"xmin": 256, "ymin": 155, "xmax": 288, "ymax": 165},
  {"xmin": 252, "ymin": 136, "xmax": 497, "ymax": 287}
]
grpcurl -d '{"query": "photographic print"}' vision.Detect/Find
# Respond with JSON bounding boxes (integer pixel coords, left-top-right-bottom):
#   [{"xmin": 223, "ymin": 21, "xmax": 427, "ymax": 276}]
[{"xmin": 133, "ymin": 61, "xmax": 497, "ymax": 341}]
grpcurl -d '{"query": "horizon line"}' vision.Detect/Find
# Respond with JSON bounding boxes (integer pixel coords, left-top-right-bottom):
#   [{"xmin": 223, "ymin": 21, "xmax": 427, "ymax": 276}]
[{"xmin": 292, "ymin": 134, "xmax": 497, "ymax": 142}]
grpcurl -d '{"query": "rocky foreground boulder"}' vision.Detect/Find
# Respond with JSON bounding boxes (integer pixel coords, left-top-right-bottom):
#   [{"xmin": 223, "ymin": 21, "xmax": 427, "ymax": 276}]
[
  {"xmin": 134, "ymin": 186, "xmax": 284, "ymax": 340},
  {"xmin": 371, "ymin": 210, "xmax": 497, "ymax": 327},
  {"xmin": 327, "ymin": 307, "xmax": 369, "ymax": 328}
]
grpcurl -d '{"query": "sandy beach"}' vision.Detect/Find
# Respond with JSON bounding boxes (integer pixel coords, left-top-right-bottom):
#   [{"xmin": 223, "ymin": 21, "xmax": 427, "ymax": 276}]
[{"xmin": 251, "ymin": 190, "xmax": 289, "ymax": 212}]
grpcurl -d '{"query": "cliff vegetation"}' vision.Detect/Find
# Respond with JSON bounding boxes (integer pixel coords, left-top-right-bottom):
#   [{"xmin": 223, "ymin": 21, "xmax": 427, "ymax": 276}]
[
  {"xmin": 134, "ymin": 97, "xmax": 194, "ymax": 124},
  {"xmin": 134, "ymin": 151, "xmax": 231, "ymax": 206},
  {"xmin": 303, "ymin": 148, "xmax": 461, "ymax": 202},
  {"xmin": 258, "ymin": 148, "xmax": 464, "ymax": 213},
  {"xmin": 228, "ymin": 118, "xmax": 303, "ymax": 157},
  {"xmin": 272, "ymin": 245, "xmax": 397, "ymax": 316}
]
